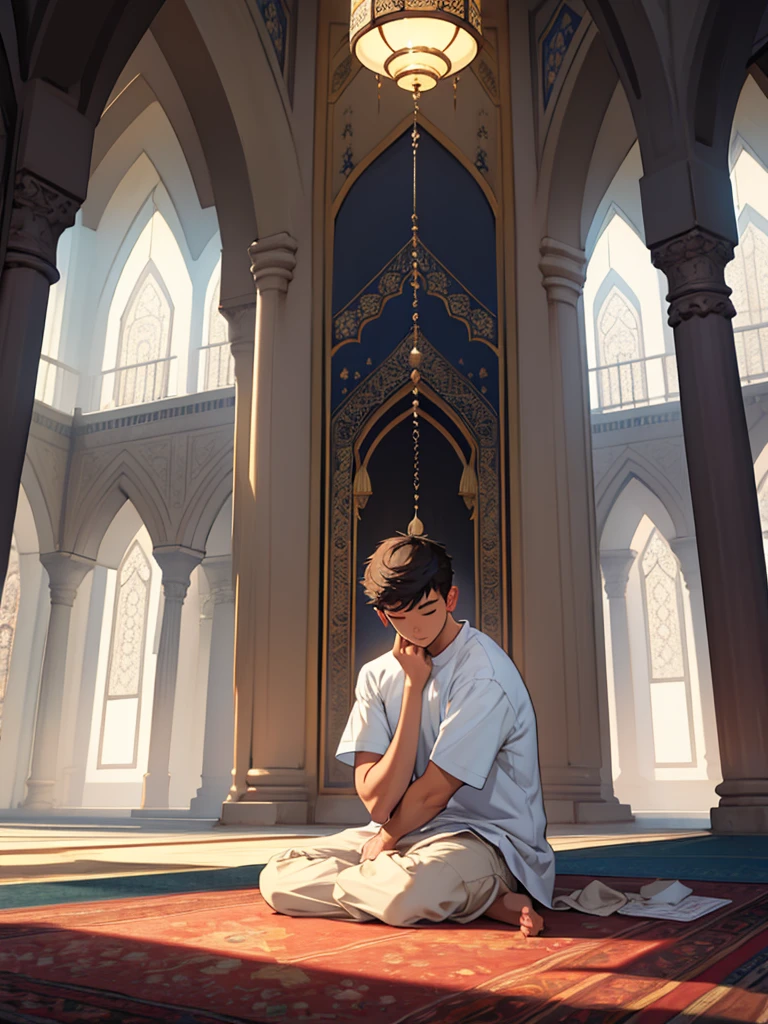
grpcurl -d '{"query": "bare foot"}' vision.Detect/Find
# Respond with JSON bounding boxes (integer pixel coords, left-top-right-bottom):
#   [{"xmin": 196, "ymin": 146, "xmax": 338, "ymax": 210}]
[{"xmin": 483, "ymin": 892, "xmax": 544, "ymax": 937}]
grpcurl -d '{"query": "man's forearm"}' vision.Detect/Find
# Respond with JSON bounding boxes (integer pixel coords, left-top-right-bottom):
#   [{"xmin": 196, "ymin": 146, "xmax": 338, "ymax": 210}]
[
  {"xmin": 360, "ymin": 681, "xmax": 423, "ymax": 822},
  {"xmin": 380, "ymin": 774, "xmax": 445, "ymax": 843}
]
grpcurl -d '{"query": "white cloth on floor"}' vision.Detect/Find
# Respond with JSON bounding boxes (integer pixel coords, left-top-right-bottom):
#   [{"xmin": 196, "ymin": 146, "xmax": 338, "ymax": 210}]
[{"xmin": 551, "ymin": 878, "xmax": 693, "ymax": 916}]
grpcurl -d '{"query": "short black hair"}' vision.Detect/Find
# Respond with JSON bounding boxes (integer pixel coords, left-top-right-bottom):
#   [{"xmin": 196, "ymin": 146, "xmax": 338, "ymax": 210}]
[{"xmin": 361, "ymin": 535, "xmax": 453, "ymax": 611}]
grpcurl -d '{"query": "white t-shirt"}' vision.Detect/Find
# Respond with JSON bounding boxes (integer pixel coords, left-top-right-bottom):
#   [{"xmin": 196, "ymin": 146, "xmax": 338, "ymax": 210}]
[{"xmin": 336, "ymin": 619, "xmax": 556, "ymax": 909}]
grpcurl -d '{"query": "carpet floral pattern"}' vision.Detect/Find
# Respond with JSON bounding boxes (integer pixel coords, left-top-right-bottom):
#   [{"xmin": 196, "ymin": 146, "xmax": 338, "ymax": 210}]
[{"xmin": 0, "ymin": 876, "xmax": 767, "ymax": 1022}]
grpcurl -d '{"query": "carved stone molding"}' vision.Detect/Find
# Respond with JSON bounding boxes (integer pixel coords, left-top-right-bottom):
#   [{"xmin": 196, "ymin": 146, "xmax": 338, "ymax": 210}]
[
  {"xmin": 220, "ymin": 301, "xmax": 257, "ymax": 361},
  {"xmin": 249, "ymin": 232, "xmax": 298, "ymax": 294},
  {"xmin": 39, "ymin": 551, "xmax": 94, "ymax": 606},
  {"xmin": 153, "ymin": 546, "xmax": 203, "ymax": 600},
  {"xmin": 651, "ymin": 229, "xmax": 736, "ymax": 328},
  {"xmin": 539, "ymin": 236, "xmax": 587, "ymax": 308},
  {"xmin": 7, "ymin": 172, "xmax": 80, "ymax": 283},
  {"xmin": 600, "ymin": 549, "xmax": 637, "ymax": 600}
]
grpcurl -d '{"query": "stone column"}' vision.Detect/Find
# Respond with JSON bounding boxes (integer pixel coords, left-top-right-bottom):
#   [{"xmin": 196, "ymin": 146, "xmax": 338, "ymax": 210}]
[
  {"xmin": 0, "ymin": 177, "xmax": 79, "ymax": 592},
  {"xmin": 538, "ymin": 238, "xmax": 632, "ymax": 823},
  {"xmin": 0, "ymin": 81, "xmax": 91, "ymax": 592},
  {"xmin": 652, "ymin": 230, "xmax": 768, "ymax": 832},
  {"xmin": 222, "ymin": 231, "xmax": 310, "ymax": 825},
  {"xmin": 24, "ymin": 552, "xmax": 93, "ymax": 809},
  {"xmin": 220, "ymin": 301, "xmax": 256, "ymax": 803},
  {"xmin": 141, "ymin": 547, "xmax": 202, "ymax": 809},
  {"xmin": 600, "ymin": 550, "xmax": 640, "ymax": 789},
  {"xmin": 190, "ymin": 555, "xmax": 235, "ymax": 816},
  {"xmin": 670, "ymin": 538, "xmax": 722, "ymax": 782}
]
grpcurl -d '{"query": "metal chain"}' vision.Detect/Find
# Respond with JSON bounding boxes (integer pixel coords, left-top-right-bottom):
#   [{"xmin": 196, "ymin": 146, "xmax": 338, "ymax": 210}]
[{"xmin": 407, "ymin": 85, "xmax": 423, "ymax": 536}]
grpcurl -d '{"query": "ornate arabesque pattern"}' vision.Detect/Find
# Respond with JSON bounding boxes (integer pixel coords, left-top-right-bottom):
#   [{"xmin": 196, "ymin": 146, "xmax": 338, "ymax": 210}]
[
  {"xmin": 596, "ymin": 286, "xmax": 648, "ymax": 408},
  {"xmin": 726, "ymin": 220, "xmax": 768, "ymax": 380},
  {"xmin": 256, "ymin": 0, "xmax": 288, "ymax": 71},
  {"xmin": 106, "ymin": 542, "xmax": 151, "ymax": 698},
  {"xmin": 116, "ymin": 269, "xmax": 173, "ymax": 407},
  {"xmin": 0, "ymin": 538, "xmax": 20, "ymax": 737},
  {"xmin": 351, "ymin": 1, "xmax": 481, "ymax": 45},
  {"xmin": 325, "ymin": 333, "xmax": 500, "ymax": 787},
  {"xmin": 542, "ymin": 4, "xmax": 582, "ymax": 109},
  {"xmin": 333, "ymin": 240, "xmax": 497, "ymax": 350},
  {"xmin": 642, "ymin": 529, "xmax": 684, "ymax": 680}
]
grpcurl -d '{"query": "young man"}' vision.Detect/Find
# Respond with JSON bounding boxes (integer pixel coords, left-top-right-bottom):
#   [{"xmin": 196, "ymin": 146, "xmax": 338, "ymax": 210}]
[{"xmin": 258, "ymin": 534, "xmax": 555, "ymax": 935}]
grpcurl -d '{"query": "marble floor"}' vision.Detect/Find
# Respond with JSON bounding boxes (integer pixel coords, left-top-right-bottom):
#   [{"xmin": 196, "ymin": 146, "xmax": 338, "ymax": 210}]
[{"xmin": 0, "ymin": 811, "xmax": 712, "ymax": 887}]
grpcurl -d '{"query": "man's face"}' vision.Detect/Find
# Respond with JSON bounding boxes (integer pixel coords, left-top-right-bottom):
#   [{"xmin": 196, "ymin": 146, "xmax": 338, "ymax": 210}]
[{"xmin": 376, "ymin": 587, "xmax": 457, "ymax": 648}]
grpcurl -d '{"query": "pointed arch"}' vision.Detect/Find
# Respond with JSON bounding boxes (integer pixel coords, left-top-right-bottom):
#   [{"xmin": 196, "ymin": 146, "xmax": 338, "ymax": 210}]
[
  {"xmin": 182, "ymin": 451, "xmax": 234, "ymax": 553},
  {"xmin": 597, "ymin": 452, "xmax": 692, "ymax": 545},
  {"xmin": 69, "ymin": 450, "xmax": 171, "ymax": 559}
]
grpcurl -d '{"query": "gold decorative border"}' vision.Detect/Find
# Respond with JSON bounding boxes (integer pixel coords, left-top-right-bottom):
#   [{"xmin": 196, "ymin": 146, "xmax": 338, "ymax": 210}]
[
  {"xmin": 324, "ymin": 332, "xmax": 500, "ymax": 788},
  {"xmin": 332, "ymin": 238, "xmax": 498, "ymax": 355}
]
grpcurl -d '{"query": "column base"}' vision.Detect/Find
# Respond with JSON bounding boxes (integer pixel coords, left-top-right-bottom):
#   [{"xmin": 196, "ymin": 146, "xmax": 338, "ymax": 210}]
[
  {"xmin": 545, "ymin": 798, "xmax": 634, "ymax": 824},
  {"xmin": 189, "ymin": 777, "xmax": 232, "ymax": 818},
  {"xmin": 220, "ymin": 799, "xmax": 309, "ymax": 826},
  {"xmin": 23, "ymin": 779, "xmax": 56, "ymax": 810},
  {"xmin": 141, "ymin": 771, "xmax": 171, "ymax": 810},
  {"xmin": 710, "ymin": 805, "xmax": 768, "ymax": 833}
]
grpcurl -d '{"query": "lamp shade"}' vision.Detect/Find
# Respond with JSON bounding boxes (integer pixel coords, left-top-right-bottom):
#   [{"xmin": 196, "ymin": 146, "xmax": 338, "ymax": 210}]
[{"xmin": 350, "ymin": 1, "xmax": 482, "ymax": 92}]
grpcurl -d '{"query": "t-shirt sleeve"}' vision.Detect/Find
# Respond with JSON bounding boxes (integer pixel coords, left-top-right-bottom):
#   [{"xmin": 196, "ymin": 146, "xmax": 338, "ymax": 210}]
[
  {"xmin": 335, "ymin": 668, "xmax": 392, "ymax": 767},
  {"xmin": 429, "ymin": 677, "xmax": 511, "ymax": 789}
]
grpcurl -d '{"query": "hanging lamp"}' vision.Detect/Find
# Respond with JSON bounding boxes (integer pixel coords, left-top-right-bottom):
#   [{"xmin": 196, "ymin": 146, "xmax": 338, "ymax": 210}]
[{"xmin": 350, "ymin": 1, "xmax": 482, "ymax": 93}]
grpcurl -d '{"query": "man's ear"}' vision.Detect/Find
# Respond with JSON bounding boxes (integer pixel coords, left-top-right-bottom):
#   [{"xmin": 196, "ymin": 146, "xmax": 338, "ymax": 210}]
[
  {"xmin": 376, "ymin": 608, "xmax": 390, "ymax": 627},
  {"xmin": 446, "ymin": 586, "xmax": 459, "ymax": 612}
]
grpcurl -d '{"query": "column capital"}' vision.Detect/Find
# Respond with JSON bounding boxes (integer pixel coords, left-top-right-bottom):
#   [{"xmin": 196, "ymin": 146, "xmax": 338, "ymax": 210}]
[
  {"xmin": 669, "ymin": 536, "xmax": 701, "ymax": 590},
  {"xmin": 202, "ymin": 554, "xmax": 235, "ymax": 604},
  {"xmin": 650, "ymin": 228, "xmax": 736, "ymax": 328},
  {"xmin": 220, "ymin": 300, "xmax": 257, "ymax": 363},
  {"xmin": 600, "ymin": 549, "xmax": 637, "ymax": 599},
  {"xmin": 39, "ymin": 551, "xmax": 94, "ymax": 605},
  {"xmin": 8, "ymin": 172, "xmax": 79, "ymax": 283},
  {"xmin": 153, "ymin": 545, "xmax": 203, "ymax": 600},
  {"xmin": 249, "ymin": 232, "xmax": 298, "ymax": 294},
  {"xmin": 539, "ymin": 237, "xmax": 587, "ymax": 307}
]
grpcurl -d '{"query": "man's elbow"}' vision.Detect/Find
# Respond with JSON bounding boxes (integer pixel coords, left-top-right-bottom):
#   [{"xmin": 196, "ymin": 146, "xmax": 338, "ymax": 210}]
[{"xmin": 357, "ymin": 790, "xmax": 391, "ymax": 824}]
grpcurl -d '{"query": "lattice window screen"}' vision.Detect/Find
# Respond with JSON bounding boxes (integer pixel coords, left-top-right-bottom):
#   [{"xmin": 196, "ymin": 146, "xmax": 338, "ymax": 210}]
[
  {"xmin": 98, "ymin": 541, "xmax": 152, "ymax": 768},
  {"xmin": 641, "ymin": 528, "xmax": 694, "ymax": 766},
  {"xmin": 203, "ymin": 282, "xmax": 234, "ymax": 389},
  {"xmin": 596, "ymin": 285, "xmax": 648, "ymax": 408},
  {"xmin": 114, "ymin": 266, "xmax": 173, "ymax": 406}
]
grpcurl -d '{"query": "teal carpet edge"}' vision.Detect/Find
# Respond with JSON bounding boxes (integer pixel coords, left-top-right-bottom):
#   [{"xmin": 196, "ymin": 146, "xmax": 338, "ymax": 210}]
[
  {"xmin": 1, "ymin": 835, "xmax": 767, "ymax": 910},
  {"xmin": 0, "ymin": 864, "xmax": 267, "ymax": 910}
]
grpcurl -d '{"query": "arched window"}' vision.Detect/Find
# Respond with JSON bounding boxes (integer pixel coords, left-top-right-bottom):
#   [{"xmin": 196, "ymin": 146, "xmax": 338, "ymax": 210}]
[
  {"xmin": 202, "ymin": 286, "xmax": 234, "ymax": 390},
  {"xmin": 595, "ymin": 285, "xmax": 648, "ymax": 409},
  {"xmin": 114, "ymin": 264, "xmax": 173, "ymax": 408},
  {"xmin": 0, "ymin": 537, "xmax": 20, "ymax": 738},
  {"xmin": 726, "ymin": 216, "xmax": 768, "ymax": 382},
  {"xmin": 98, "ymin": 541, "xmax": 151, "ymax": 768},
  {"xmin": 641, "ymin": 528, "xmax": 695, "ymax": 767}
]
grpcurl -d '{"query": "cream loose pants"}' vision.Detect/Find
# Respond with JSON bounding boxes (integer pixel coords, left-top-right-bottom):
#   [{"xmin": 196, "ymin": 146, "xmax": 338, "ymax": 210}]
[{"xmin": 259, "ymin": 827, "xmax": 517, "ymax": 928}]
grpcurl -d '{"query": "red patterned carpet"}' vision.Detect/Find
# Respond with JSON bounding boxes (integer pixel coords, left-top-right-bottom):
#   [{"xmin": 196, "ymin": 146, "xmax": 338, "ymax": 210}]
[{"xmin": 0, "ymin": 875, "xmax": 767, "ymax": 1023}]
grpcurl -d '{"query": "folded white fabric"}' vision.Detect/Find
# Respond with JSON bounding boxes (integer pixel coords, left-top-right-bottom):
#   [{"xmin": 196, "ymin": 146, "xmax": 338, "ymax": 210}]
[
  {"xmin": 552, "ymin": 878, "xmax": 692, "ymax": 917},
  {"xmin": 552, "ymin": 879, "xmax": 637, "ymax": 916},
  {"xmin": 638, "ymin": 879, "xmax": 693, "ymax": 904}
]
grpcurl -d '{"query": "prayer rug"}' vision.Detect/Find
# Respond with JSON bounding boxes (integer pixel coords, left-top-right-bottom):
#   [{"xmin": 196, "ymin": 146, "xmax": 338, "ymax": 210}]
[
  {"xmin": 555, "ymin": 833, "xmax": 768, "ymax": 883},
  {"xmin": 0, "ymin": 874, "xmax": 767, "ymax": 1022}
]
